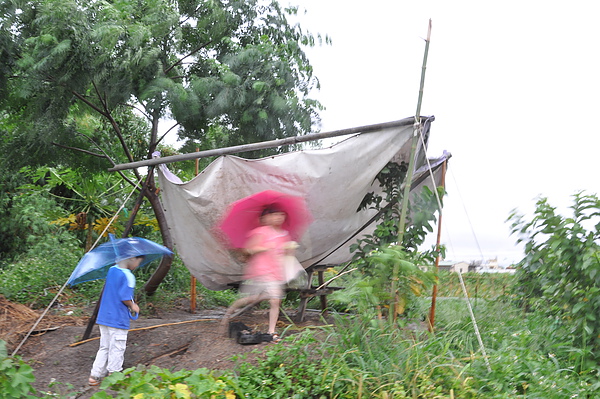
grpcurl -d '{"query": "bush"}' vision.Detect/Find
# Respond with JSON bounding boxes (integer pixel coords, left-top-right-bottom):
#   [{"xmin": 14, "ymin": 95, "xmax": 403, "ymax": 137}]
[
  {"xmin": 509, "ymin": 192, "xmax": 600, "ymax": 361},
  {"xmin": 0, "ymin": 231, "xmax": 83, "ymax": 308},
  {"xmin": 234, "ymin": 328, "xmax": 353, "ymax": 398},
  {"xmin": 0, "ymin": 189, "xmax": 64, "ymax": 267}
]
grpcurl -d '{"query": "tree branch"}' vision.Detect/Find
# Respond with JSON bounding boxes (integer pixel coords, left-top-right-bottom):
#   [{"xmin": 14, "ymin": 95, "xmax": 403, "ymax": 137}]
[
  {"xmin": 164, "ymin": 40, "xmax": 213, "ymax": 75},
  {"xmin": 91, "ymin": 82, "xmax": 138, "ymax": 171},
  {"xmin": 69, "ymin": 90, "xmax": 109, "ymax": 118},
  {"xmin": 74, "ymin": 132, "xmax": 138, "ymax": 187},
  {"xmin": 51, "ymin": 142, "xmax": 107, "ymax": 158},
  {"xmin": 123, "ymin": 103, "xmax": 152, "ymax": 122},
  {"xmin": 157, "ymin": 122, "xmax": 179, "ymax": 146}
]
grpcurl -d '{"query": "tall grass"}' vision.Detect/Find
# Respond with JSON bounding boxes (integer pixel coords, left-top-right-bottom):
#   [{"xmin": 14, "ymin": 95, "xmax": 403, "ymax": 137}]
[{"xmin": 232, "ymin": 296, "xmax": 599, "ymax": 398}]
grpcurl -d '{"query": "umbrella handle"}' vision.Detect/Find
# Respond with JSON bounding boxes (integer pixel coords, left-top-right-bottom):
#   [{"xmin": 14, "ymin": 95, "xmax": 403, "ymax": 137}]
[{"xmin": 129, "ymin": 298, "xmax": 139, "ymax": 320}]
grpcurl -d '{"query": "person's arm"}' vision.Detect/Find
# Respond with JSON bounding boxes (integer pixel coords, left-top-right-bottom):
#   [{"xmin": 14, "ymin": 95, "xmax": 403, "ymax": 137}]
[
  {"xmin": 245, "ymin": 231, "xmax": 268, "ymax": 255},
  {"xmin": 123, "ymin": 299, "xmax": 140, "ymax": 314}
]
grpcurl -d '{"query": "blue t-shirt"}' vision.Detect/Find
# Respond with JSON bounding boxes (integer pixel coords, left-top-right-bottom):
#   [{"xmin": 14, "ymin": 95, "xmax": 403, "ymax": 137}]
[{"xmin": 96, "ymin": 265, "xmax": 136, "ymax": 330}]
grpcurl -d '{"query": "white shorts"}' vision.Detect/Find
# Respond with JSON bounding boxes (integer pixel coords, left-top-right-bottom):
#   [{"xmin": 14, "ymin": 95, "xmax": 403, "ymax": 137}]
[{"xmin": 240, "ymin": 280, "xmax": 285, "ymax": 299}]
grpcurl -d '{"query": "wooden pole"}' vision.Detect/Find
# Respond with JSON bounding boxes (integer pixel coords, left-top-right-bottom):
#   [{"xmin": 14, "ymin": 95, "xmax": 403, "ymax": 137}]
[
  {"xmin": 190, "ymin": 151, "xmax": 200, "ymax": 314},
  {"xmin": 108, "ymin": 119, "xmax": 416, "ymax": 172},
  {"xmin": 391, "ymin": 20, "xmax": 432, "ymax": 320},
  {"xmin": 427, "ymin": 159, "xmax": 447, "ymax": 332}
]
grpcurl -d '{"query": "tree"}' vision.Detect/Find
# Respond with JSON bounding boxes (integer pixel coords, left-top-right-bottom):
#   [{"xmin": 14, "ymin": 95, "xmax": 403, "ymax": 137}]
[
  {"xmin": 509, "ymin": 192, "xmax": 600, "ymax": 363},
  {"xmin": 0, "ymin": 0, "xmax": 325, "ymax": 294}
]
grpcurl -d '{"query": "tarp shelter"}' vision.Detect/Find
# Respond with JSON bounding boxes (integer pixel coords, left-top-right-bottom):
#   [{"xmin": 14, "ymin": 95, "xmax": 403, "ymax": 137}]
[{"xmin": 157, "ymin": 116, "xmax": 446, "ymax": 290}]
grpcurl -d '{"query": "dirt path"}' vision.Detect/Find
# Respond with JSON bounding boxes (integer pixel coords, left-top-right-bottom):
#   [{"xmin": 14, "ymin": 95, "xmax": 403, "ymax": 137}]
[{"xmin": 7, "ymin": 304, "xmax": 326, "ymax": 398}]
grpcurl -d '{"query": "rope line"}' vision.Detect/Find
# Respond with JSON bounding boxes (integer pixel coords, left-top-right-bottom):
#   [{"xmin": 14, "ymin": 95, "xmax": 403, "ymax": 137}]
[
  {"xmin": 457, "ymin": 272, "xmax": 492, "ymax": 373},
  {"xmin": 448, "ymin": 168, "xmax": 485, "ymax": 261},
  {"xmin": 417, "ymin": 127, "xmax": 444, "ymax": 214},
  {"xmin": 11, "ymin": 176, "xmax": 144, "ymax": 357}
]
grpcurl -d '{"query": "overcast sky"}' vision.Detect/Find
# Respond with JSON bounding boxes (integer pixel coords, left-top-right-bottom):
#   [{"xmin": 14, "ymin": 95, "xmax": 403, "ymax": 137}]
[{"xmin": 288, "ymin": 0, "xmax": 600, "ymax": 265}]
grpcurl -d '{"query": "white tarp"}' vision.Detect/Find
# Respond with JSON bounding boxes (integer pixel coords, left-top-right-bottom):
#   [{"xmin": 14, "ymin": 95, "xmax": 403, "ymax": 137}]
[{"xmin": 157, "ymin": 117, "xmax": 439, "ymax": 290}]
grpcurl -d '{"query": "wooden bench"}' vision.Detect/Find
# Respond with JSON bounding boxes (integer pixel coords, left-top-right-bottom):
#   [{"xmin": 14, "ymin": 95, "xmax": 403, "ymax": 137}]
[{"xmin": 287, "ymin": 264, "xmax": 344, "ymax": 322}]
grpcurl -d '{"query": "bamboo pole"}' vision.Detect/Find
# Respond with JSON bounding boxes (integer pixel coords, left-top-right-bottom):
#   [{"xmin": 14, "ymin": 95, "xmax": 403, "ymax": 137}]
[
  {"xmin": 108, "ymin": 119, "xmax": 415, "ymax": 172},
  {"xmin": 69, "ymin": 318, "xmax": 215, "ymax": 347},
  {"xmin": 391, "ymin": 20, "xmax": 432, "ymax": 320}
]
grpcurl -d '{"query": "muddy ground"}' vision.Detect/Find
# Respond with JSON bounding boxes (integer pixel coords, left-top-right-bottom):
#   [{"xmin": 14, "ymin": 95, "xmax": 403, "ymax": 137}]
[{"xmin": 1, "ymin": 297, "xmax": 328, "ymax": 398}]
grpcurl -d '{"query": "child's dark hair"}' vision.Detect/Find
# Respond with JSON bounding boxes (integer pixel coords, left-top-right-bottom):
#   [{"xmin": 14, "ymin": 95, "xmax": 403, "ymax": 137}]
[{"xmin": 261, "ymin": 205, "xmax": 283, "ymax": 216}]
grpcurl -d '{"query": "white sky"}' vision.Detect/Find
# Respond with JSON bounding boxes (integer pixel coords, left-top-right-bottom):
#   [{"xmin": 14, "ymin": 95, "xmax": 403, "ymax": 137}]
[{"xmin": 289, "ymin": 0, "xmax": 600, "ymax": 265}]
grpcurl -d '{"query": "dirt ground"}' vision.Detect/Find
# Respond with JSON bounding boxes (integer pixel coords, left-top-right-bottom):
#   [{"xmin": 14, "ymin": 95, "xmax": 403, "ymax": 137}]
[{"xmin": 1, "ymin": 296, "xmax": 328, "ymax": 398}]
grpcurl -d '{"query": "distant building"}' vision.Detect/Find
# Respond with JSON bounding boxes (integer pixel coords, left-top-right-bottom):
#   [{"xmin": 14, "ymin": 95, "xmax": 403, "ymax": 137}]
[
  {"xmin": 423, "ymin": 259, "xmax": 515, "ymax": 274},
  {"xmin": 437, "ymin": 260, "xmax": 469, "ymax": 274}
]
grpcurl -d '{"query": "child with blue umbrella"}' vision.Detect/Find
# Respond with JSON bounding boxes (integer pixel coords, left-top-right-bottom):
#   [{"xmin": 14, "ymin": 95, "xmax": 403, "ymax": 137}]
[{"xmin": 67, "ymin": 235, "xmax": 172, "ymax": 387}]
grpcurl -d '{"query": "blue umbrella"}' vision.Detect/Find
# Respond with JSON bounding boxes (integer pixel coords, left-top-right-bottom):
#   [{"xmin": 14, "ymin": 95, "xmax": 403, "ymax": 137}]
[{"xmin": 67, "ymin": 234, "xmax": 173, "ymax": 286}]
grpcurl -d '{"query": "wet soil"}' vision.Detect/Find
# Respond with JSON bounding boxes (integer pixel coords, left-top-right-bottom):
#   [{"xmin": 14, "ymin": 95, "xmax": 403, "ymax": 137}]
[{"xmin": 2, "ymin": 299, "xmax": 327, "ymax": 398}]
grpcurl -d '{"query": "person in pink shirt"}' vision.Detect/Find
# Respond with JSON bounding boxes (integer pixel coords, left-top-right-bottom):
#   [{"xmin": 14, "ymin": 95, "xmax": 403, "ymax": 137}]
[{"xmin": 222, "ymin": 206, "xmax": 295, "ymax": 342}]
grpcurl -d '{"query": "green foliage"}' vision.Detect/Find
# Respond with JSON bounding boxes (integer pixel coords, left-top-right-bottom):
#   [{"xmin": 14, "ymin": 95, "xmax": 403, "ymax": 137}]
[
  {"xmin": 430, "ymin": 298, "xmax": 598, "ymax": 398},
  {"xmin": 340, "ymin": 160, "xmax": 443, "ymax": 324},
  {"xmin": 91, "ymin": 365, "xmax": 241, "ymax": 398},
  {"xmin": 0, "ymin": 340, "xmax": 36, "ymax": 399},
  {"xmin": 234, "ymin": 328, "xmax": 353, "ymax": 398},
  {"xmin": 20, "ymin": 166, "xmax": 128, "ymax": 227},
  {"xmin": 41, "ymin": 294, "xmax": 595, "ymax": 398},
  {"xmin": 351, "ymin": 162, "xmax": 444, "ymax": 262},
  {"xmin": 1, "ymin": 0, "xmax": 325, "ymax": 167},
  {"xmin": 509, "ymin": 192, "xmax": 600, "ymax": 359},
  {"xmin": 0, "ymin": 172, "xmax": 59, "ymax": 265},
  {"xmin": 436, "ymin": 271, "xmax": 515, "ymax": 299},
  {"xmin": 1, "ymin": 0, "xmax": 329, "ymax": 292},
  {"xmin": 332, "ymin": 245, "xmax": 436, "ymax": 322},
  {"xmin": 351, "ymin": 162, "xmax": 408, "ymax": 260},
  {"xmin": 0, "ymin": 230, "xmax": 83, "ymax": 307}
]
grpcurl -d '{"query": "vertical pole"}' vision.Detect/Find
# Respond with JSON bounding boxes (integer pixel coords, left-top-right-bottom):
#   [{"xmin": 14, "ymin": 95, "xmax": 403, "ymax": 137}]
[
  {"xmin": 190, "ymin": 151, "xmax": 200, "ymax": 313},
  {"xmin": 391, "ymin": 20, "xmax": 432, "ymax": 320},
  {"xmin": 427, "ymin": 159, "xmax": 447, "ymax": 332},
  {"xmin": 398, "ymin": 19, "xmax": 432, "ymax": 245}
]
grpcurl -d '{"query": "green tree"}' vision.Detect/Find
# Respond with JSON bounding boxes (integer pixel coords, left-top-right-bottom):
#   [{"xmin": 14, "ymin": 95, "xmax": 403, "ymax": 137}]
[
  {"xmin": 509, "ymin": 192, "xmax": 600, "ymax": 365},
  {"xmin": 1, "ymin": 0, "xmax": 325, "ymax": 293}
]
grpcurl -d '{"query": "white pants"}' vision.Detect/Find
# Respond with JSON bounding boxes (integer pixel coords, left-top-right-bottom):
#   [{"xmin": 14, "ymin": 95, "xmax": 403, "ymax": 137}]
[{"xmin": 90, "ymin": 325, "xmax": 128, "ymax": 378}]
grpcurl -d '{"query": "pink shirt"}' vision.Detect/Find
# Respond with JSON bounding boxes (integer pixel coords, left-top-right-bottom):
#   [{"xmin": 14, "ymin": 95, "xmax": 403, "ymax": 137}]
[{"xmin": 244, "ymin": 226, "xmax": 290, "ymax": 282}]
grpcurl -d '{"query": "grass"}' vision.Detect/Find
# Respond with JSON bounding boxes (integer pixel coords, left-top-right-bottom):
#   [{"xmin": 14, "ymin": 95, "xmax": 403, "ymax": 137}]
[
  {"xmin": 230, "ymin": 296, "xmax": 599, "ymax": 398},
  {"xmin": 2, "ymin": 246, "xmax": 598, "ymax": 397}
]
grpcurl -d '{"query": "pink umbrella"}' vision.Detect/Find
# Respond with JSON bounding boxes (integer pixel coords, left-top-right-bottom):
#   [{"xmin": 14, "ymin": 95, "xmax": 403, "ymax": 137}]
[{"xmin": 217, "ymin": 190, "xmax": 313, "ymax": 248}]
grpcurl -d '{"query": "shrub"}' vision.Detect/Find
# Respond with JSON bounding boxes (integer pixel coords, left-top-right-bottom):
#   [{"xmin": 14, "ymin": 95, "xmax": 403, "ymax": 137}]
[
  {"xmin": 234, "ymin": 328, "xmax": 353, "ymax": 398},
  {"xmin": 509, "ymin": 192, "xmax": 600, "ymax": 361},
  {"xmin": 0, "ymin": 231, "xmax": 83, "ymax": 308}
]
